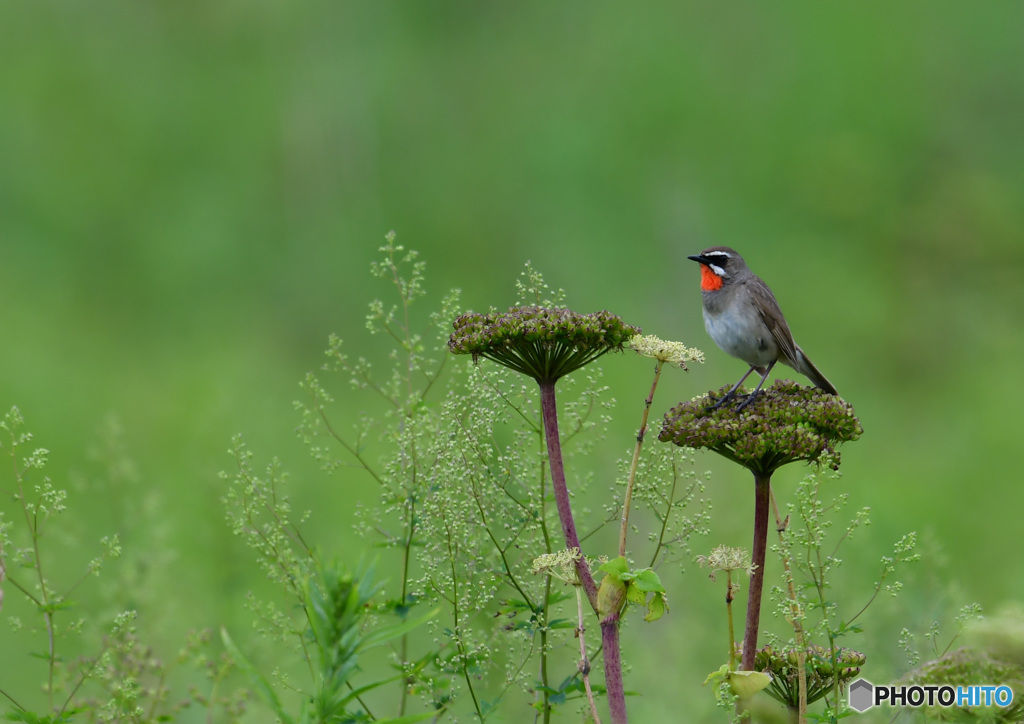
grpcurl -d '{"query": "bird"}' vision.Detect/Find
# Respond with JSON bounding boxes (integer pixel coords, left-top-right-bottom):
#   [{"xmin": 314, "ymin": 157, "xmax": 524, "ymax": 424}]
[{"xmin": 687, "ymin": 246, "xmax": 838, "ymax": 411}]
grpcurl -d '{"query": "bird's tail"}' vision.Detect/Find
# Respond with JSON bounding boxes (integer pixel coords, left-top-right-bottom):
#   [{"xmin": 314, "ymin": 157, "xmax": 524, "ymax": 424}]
[{"xmin": 793, "ymin": 346, "xmax": 839, "ymax": 396}]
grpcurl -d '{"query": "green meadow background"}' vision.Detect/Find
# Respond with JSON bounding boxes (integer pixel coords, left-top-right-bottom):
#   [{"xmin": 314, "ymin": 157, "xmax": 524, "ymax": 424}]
[{"xmin": 3, "ymin": 3, "xmax": 1023, "ymax": 721}]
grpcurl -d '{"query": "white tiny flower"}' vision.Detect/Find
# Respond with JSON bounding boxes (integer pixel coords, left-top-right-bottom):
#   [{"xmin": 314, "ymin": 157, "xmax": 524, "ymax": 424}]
[{"xmin": 629, "ymin": 334, "xmax": 705, "ymax": 368}]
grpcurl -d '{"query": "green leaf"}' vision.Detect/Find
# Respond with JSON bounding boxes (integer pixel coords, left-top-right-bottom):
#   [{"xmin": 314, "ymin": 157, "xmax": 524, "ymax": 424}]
[
  {"xmin": 727, "ymin": 670, "xmax": 772, "ymax": 699},
  {"xmin": 704, "ymin": 663, "xmax": 730, "ymax": 688},
  {"xmin": 597, "ymin": 556, "xmax": 629, "ymax": 576},
  {"xmin": 643, "ymin": 592, "xmax": 667, "ymax": 622},
  {"xmin": 629, "ymin": 568, "xmax": 665, "ymax": 593}
]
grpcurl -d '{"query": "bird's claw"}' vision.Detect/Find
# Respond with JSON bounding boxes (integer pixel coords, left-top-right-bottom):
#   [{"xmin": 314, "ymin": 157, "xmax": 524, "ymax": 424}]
[
  {"xmin": 704, "ymin": 395, "xmax": 733, "ymax": 413},
  {"xmin": 734, "ymin": 391, "xmax": 758, "ymax": 412},
  {"xmin": 705, "ymin": 390, "xmax": 746, "ymax": 413}
]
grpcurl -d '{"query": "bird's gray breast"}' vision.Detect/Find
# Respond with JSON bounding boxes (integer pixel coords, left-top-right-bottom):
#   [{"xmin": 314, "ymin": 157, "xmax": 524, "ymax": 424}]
[{"xmin": 701, "ymin": 290, "xmax": 778, "ymax": 367}]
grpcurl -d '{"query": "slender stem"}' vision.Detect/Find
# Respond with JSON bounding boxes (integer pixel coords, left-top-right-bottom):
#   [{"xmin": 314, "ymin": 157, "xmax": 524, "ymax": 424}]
[
  {"xmin": 537, "ymin": 576, "xmax": 551, "ymax": 724},
  {"xmin": 726, "ymin": 571, "xmax": 737, "ymax": 672},
  {"xmin": 398, "ymin": 493, "xmax": 416, "ymax": 717},
  {"xmin": 538, "ymin": 430, "xmax": 553, "ymax": 724},
  {"xmin": 619, "ymin": 360, "xmax": 663, "ymax": 557},
  {"xmin": 647, "ymin": 469, "xmax": 679, "ymax": 569},
  {"xmin": 537, "ymin": 381, "xmax": 597, "ymax": 608},
  {"xmin": 601, "ymin": 616, "xmax": 628, "ymax": 724},
  {"xmin": 11, "ymin": 440, "xmax": 56, "ymax": 709},
  {"xmin": 771, "ymin": 489, "xmax": 807, "ymax": 724},
  {"xmin": 446, "ymin": 522, "xmax": 483, "ymax": 720},
  {"xmin": 576, "ymin": 587, "xmax": 602, "ymax": 724},
  {"xmin": 742, "ymin": 472, "xmax": 772, "ymax": 671}
]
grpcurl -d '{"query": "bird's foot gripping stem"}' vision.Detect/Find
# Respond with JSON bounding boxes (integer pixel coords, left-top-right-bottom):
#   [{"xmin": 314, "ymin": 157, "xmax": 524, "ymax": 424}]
[
  {"xmin": 734, "ymin": 390, "xmax": 759, "ymax": 412},
  {"xmin": 705, "ymin": 391, "xmax": 739, "ymax": 413}
]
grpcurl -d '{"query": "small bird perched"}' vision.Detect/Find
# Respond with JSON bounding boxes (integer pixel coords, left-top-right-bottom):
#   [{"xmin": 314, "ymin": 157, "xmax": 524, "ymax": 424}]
[{"xmin": 687, "ymin": 246, "xmax": 838, "ymax": 411}]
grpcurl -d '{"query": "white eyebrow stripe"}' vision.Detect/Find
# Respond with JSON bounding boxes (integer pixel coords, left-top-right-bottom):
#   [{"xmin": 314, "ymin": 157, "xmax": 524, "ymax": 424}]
[{"xmin": 704, "ymin": 250, "xmax": 732, "ymax": 259}]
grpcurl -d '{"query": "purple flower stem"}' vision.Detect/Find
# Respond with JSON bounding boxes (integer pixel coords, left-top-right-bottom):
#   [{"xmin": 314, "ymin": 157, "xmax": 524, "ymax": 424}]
[
  {"xmin": 600, "ymin": 611, "xmax": 628, "ymax": 724},
  {"xmin": 742, "ymin": 472, "xmax": 772, "ymax": 671},
  {"xmin": 539, "ymin": 381, "xmax": 627, "ymax": 723},
  {"xmin": 538, "ymin": 381, "xmax": 598, "ymax": 608}
]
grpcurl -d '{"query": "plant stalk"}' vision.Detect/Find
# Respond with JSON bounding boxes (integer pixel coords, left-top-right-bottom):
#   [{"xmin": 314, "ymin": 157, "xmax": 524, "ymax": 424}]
[
  {"xmin": 601, "ymin": 614, "xmax": 628, "ymax": 724},
  {"xmin": 726, "ymin": 571, "xmax": 737, "ymax": 672},
  {"xmin": 538, "ymin": 381, "xmax": 597, "ymax": 608},
  {"xmin": 742, "ymin": 472, "xmax": 772, "ymax": 671},
  {"xmin": 538, "ymin": 381, "xmax": 626, "ymax": 722},
  {"xmin": 771, "ymin": 489, "xmax": 807, "ymax": 724},
  {"xmin": 619, "ymin": 360, "xmax": 663, "ymax": 557},
  {"xmin": 576, "ymin": 587, "xmax": 602, "ymax": 724}
]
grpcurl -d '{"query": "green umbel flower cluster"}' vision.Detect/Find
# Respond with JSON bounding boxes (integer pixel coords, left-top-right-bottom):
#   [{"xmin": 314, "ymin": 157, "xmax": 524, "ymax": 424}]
[
  {"xmin": 658, "ymin": 379, "xmax": 863, "ymax": 474},
  {"xmin": 754, "ymin": 644, "xmax": 866, "ymax": 708},
  {"xmin": 449, "ymin": 306, "xmax": 641, "ymax": 383}
]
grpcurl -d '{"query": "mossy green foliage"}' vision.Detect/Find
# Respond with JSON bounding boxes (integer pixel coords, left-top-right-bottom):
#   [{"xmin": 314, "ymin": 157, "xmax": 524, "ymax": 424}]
[
  {"xmin": 901, "ymin": 648, "xmax": 1024, "ymax": 722},
  {"xmin": 448, "ymin": 306, "xmax": 640, "ymax": 383},
  {"xmin": 659, "ymin": 380, "xmax": 863, "ymax": 475}
]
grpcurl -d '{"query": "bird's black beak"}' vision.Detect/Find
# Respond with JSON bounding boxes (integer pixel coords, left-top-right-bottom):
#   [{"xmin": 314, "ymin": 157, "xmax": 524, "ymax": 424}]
[{"xmin": 687, "ymin": 254, "xmax": 709, "ymax": 265}]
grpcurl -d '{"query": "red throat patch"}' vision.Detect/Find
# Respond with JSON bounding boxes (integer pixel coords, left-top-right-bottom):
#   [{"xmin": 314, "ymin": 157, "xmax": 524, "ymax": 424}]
[{"xmin": 699, "ymin": 264, "xmax": 724, "ymax": 291}]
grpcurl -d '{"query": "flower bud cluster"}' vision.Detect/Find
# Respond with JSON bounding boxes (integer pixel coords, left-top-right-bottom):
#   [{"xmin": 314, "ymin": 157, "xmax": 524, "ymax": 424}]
[
  {"xmin": 449, "ymin": 306, "xmax": 641, "ymax": 383},
  {"xmin": 658, "ymin": 379, "xmax": 862, "ymax": 474},
  {"xmin": 755, "ymin": 643, "xmax": 866, "ymax": 707}
]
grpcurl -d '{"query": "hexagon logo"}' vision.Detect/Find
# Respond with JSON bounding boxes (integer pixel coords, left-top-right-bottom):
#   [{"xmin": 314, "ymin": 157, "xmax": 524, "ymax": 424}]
[{"xmin": 849, "ymin": 678, "xmax": 874, "ymax": 713}]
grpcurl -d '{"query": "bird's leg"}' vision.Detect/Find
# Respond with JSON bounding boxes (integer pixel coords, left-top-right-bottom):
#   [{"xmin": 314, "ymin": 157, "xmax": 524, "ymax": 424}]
[
  {"xmin": 735, "ymin": 360, "xmax": 776, "ymax": 412},
  {"xmin": 707, "ymin": 366, "xmax": 759, "ymax": 411}
]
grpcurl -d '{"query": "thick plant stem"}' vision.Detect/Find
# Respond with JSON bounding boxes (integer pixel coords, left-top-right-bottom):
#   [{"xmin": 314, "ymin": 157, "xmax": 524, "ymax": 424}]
[
  {"xmin": 601, "ymin": 615, "xmax": 628, "ymax": 724},
  {"xmin": 539, "ymin": 381, "xmax": 626, "ymax": 722},
  {"xmin": 742, "ymin": 472, "xmax": 772, "ymax": 671},
  {"xmin": 538, "ymin": 381, "xmax": 597, "ymax": 608},
  {"xmin": 618, "ymin": 360, "xmax": 663, "ymax": 557}
]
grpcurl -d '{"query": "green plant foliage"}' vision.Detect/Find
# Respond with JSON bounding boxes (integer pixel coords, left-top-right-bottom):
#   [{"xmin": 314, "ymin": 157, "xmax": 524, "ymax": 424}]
[
  {"xmin": 704, "ymin": 665, "xmax": 772, "ymax": 702},
  {"xmin": 597, "ymin": 557, "xmax": 669, "ymax": 623},
  {"xmin": 1, "ymin": 409, "xmax": 242, "ymax": 723},
  {"xmin": 223, "ymin": 560, "xmax": 439, "ymax": 724}
]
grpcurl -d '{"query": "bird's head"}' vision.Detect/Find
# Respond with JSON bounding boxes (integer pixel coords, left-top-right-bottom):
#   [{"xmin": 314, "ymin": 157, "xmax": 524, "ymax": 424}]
[{"xmin": 687, "ymin": 246, "xmax": 746, "ymax": 291}]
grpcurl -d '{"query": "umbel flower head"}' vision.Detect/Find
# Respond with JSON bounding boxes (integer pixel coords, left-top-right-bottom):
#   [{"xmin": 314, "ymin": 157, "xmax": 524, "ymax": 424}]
[
  {"xmin": 629, "ymin": 334, "xmax": 704, "ymax": 369},
  {"xmin": 449, "ymin": 306, "xmax": 640, "ymax": 383},
  {"xmin": 755, "ymin": 644, "xmax": 866, "ymax": 708},
  {"xmin": 659, "ymin": 379, "xmax": 863, "ymax": 475}
]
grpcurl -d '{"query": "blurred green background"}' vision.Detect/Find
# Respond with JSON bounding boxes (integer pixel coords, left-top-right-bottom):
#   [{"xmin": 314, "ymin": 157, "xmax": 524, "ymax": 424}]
[{"xmin": 3, "ymin": 2, "xmax": 1024, "ymax": 721}]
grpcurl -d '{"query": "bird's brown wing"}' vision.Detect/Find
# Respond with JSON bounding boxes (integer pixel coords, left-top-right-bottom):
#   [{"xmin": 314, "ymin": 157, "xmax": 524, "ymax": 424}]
[{"xmin": 746, "ymin": 276, "xmax": 800, "ymax": 366}]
